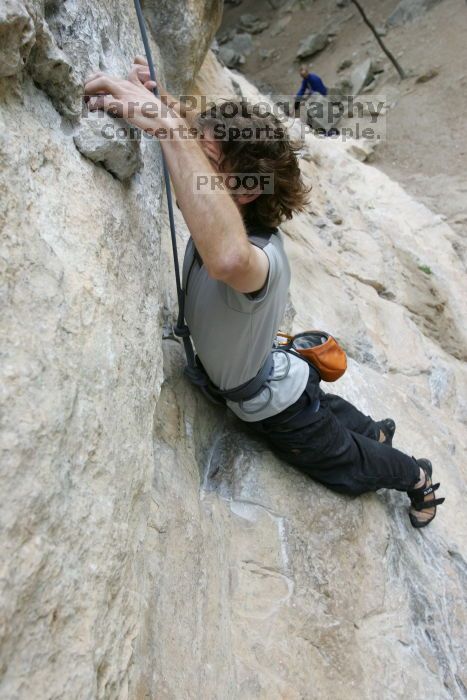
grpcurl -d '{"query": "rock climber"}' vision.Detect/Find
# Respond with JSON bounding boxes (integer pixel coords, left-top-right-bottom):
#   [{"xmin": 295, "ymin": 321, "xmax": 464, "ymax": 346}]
[{"xmin": 83, "ymin": 58, "xmax": 444, "ymax": 528}]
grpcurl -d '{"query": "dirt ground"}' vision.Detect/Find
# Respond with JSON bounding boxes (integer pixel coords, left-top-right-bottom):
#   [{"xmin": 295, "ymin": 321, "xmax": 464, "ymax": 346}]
[{"xmin": 220, "ymin": 0, "xmax": 467, "ymax": 260}]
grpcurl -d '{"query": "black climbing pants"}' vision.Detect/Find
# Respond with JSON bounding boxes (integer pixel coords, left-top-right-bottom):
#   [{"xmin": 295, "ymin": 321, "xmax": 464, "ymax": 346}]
[{"xmin": 249, "ymin": 367, "xmax": 421, "ymax": 496}]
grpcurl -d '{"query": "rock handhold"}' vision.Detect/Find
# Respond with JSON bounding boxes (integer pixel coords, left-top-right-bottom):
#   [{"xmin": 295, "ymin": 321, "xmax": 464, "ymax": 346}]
[
  {"xmin": 73, "ymin": 115, "xmax": 143, "ymax": 181},
  {"xmin": 296, "ymin": 32, "xmax": 328, "ymax": 60},
  {"xmin": 239, "ymin": 13, "xmax": 269, "ymax": 34},
  {"xmin": 27, "ymin": 20, "xmax": 82, "ymax": 118},
  {"xmin": 0, "ymin": 0, "xmax": 36, "ymax": 78}
]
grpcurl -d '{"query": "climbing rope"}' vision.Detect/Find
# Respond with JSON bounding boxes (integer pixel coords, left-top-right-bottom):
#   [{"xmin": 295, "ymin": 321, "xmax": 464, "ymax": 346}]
[
  {"xmin": 132, "ymin": 1, "xmax": 276, "ymax": 406},
  {"xmin": 133, "ymin": 0, "xmax": 200, "ymax": 378}
]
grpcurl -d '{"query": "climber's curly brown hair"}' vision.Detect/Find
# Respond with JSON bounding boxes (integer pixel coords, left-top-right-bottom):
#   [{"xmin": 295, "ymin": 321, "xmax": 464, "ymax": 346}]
[{"xmin": 193, "ymin": 100, "xmax": 311, "ymax": 228}]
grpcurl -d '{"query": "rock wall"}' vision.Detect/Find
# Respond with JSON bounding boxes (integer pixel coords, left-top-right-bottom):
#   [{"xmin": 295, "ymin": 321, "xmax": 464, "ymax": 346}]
[
  {"xmin": 0, "ymin": 2, "xmax": 220, "ymax": 698},
  {"xmin": 1, "ymin": 4, "xmax": 466, "ymax": 700}
]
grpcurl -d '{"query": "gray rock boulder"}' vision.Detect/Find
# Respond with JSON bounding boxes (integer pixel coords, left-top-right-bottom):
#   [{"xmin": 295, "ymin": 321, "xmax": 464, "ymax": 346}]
[
  {"xmin": 239, "ymin": 13, "xmax": 269, "ymax": 34},
  {"xmin": 296, "ymin": 32, "xmax": 328, "ymax": 59},
  {"xmin": 142, "ymin": 0, "xmax": 223, "ymax": 92},
  {"xmin": 218, "ymin": 45, "xmax": 246, "ymax": 69},
  {"xmin": 350, "ymin": 57, "xmax": 374, "ymax": 95},
  {"xmin": 388, "ymin": 0, "xmax": 444, "ymax": 25},
  {"xmin": 227, "ymin": 31, "xmax": 254, "ymax": 56}
]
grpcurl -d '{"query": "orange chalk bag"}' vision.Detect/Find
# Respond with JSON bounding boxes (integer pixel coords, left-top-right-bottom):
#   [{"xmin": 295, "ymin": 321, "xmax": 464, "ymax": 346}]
[{"xmin": 276, "ymin": 331, "xmax": 347, "ymax": 382}]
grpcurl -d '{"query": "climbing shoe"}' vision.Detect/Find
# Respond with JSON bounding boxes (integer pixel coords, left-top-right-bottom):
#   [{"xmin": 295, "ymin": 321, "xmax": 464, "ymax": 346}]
[
  {"xmin": 407, "ymin": 458, "xmax": 445, "ymax": 529},
  {"xmin": 376, "ymin": 418, "xmax": 396, "ymax": 446}
]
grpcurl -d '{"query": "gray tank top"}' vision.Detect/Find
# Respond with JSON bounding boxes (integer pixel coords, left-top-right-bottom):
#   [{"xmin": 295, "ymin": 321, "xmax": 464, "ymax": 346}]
[{"xmin": 182, "ymin": 228, "xmax": 309, "ymax": 422}]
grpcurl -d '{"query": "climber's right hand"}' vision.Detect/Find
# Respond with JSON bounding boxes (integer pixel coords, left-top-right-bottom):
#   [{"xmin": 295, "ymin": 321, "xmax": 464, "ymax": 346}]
[
  {"xmin": 133, "ymin": 55, "xmax": 149, "ymax": 69},
  {"xmin": 128, "ymin": 56, "xmax": 157, "ymax": 93},
  {"xmin": 127, "ymin": 57, "xmax": 186, "ymax": 120}
]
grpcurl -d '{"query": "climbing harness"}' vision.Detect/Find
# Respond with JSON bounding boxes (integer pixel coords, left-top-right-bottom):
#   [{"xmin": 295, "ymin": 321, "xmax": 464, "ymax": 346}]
[{"xmin": 133, "ymin": 0, "xmax": 276, "ymax": 405}]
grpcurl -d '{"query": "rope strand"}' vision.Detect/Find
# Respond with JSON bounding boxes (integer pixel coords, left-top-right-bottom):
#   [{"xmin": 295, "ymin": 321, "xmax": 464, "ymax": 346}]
[{"xmin": 133, "ymin": 0, "xmax": 196, "ymax": 368}]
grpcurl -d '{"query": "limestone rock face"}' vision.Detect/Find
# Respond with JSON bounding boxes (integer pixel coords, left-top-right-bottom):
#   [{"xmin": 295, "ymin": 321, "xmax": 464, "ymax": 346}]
[
  {"xmin": 142, "ymin": 0, "xmax": 223, "ymax": 93},
  {"xmin": 0, "ymin": 0, "xmax": 36, "ymax": 78},
  {"xmin": 0, "ymin": 1, "xmax": 214, "ymax": 698},
  {"xmin": 1, "ymin": 7, "xmax": 467, "ymax": 700}
]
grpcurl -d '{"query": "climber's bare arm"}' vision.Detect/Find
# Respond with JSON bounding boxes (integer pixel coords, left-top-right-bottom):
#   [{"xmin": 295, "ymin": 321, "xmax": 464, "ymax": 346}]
[{"xmin": 84, "ymin": 72, "xmax": 269, "ymax": 293}]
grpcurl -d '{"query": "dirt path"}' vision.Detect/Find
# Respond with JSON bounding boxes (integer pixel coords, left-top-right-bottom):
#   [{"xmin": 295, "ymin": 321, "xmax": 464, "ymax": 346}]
[{"xmin": 220, "ymin": 0, "xmax": 467, "ymax": 260}]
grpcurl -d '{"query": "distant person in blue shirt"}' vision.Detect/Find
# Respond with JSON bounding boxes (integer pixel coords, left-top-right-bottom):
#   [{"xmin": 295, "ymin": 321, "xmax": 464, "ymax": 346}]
[{"xmin": 294, "ymin": 64, "xmax": 327, "ymax": 110}]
